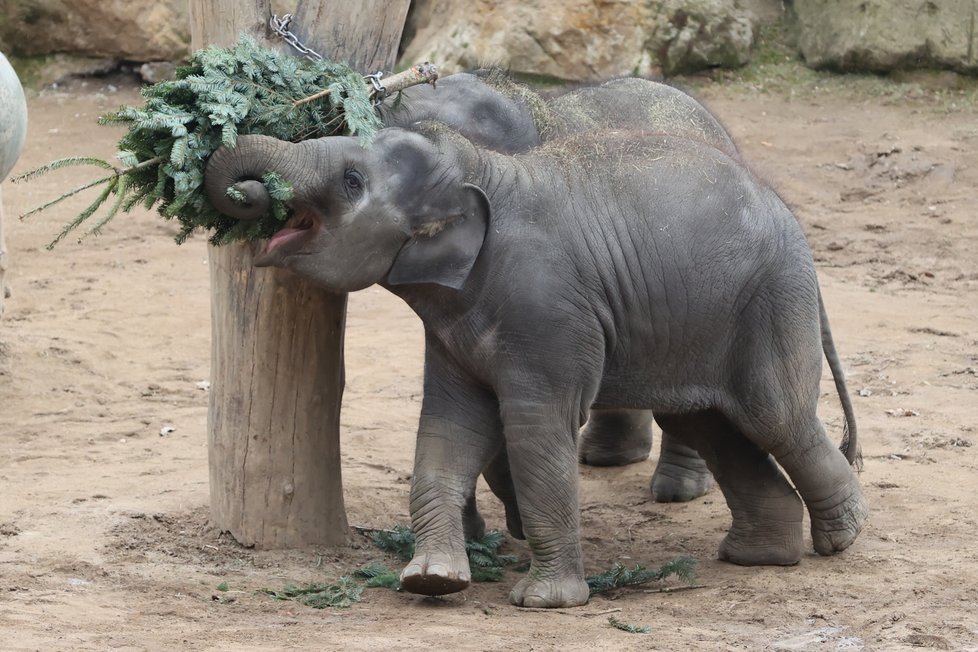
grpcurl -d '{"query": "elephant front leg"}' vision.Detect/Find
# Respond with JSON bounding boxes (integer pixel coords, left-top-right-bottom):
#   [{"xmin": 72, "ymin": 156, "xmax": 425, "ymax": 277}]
[
  {"xmin": 400, "ymin": 372, "xmax": 502, "ymax": 596},
  {"xmin": 503, "ymin": 399, "xmax": 590, "ymax": 608}
]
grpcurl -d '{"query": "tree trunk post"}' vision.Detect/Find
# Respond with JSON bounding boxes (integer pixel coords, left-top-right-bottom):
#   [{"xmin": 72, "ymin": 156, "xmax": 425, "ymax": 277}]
[{"xmin": 190, "ymin": 0, "xmax": 409, "ymax": 549}]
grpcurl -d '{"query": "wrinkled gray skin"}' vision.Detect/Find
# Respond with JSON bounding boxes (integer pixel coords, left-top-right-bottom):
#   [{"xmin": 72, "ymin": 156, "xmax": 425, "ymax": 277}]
[
  {"xmin": 383, "ymin": 74, "xmax": 731, "ymax": 513},
  {"xmin": 204, "ymin": 123, "xmax": 867, "ymax": 608}
]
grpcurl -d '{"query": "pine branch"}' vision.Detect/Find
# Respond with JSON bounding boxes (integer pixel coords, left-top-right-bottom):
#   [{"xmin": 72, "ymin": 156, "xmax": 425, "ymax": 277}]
[
  {"xmin": 586, "ymin": 557, "xmax": 697, "ymax": 596},
  {"xmin": 20, "ymin": 35, "xmax": 388, "ymax": 247},
  {"xmin": 46, "ymin": 181, "xmax": 117, "ymax": 250},
  {"xmin": 353, "ymin": 562, "xmax": 402, "ymax": 589},
  {"xmin": 19, "ymin": 175, "xmax": 115, "ymax": 220},
  {"xmin": 261, "ymin": 577, "xmax": 363, "ymax": 609},
  {"xmin": 368, "ymin": 525, "xmax": 416, "ymax": 561},
  {"xmin": 362, "ymin": 524, "xmax": 517, "ymax": 585},
  {"xmin": 17, "ymin": 156, "xmax": 164, "ymax": 243},
  {"xmin": 607, "ymin": 616, "xmax": 651, "ymax": 634},
  {"xmin": 84, "ymin": 176, "xmax": 129, "ymax": 238},
  {"xmin": 11, "ymin": 156, "xmax": 115, "ymax": 182}
]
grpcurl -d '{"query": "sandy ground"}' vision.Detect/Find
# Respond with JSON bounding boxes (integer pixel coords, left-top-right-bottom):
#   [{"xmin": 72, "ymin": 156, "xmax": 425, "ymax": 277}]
[{"xmin": 1, "ymin": 73, "xmax": 977, "ymax": 651}]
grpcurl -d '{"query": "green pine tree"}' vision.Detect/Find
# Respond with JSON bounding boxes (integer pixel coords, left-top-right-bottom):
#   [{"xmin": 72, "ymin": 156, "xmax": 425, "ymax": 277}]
[{"xmin": 16, "ymin": 35, "xmax": 382, "ymax": 248}]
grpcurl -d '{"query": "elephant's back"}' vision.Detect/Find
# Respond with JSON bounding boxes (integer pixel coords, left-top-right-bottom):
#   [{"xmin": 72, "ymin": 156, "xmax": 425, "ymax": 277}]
[
  {"xmin": 547, "ymin": 78, "xmax": 737, "ymax": 158},
  {"xmin": 0, "ymin": 52, "xmax": 27, "ymax": 181},
  {"xmin": 379, "ymin": 72, "xmax": 541, "ymax": 154}
]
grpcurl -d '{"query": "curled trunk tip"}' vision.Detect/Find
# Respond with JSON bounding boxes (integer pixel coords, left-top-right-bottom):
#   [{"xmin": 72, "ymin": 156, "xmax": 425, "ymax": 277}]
[
  {"xmin": 205, "ymin": 135, "xmax": 293, "ymax": 222},
  {"xmin": 225, "ymin": 179, "xmax": 271, "ymax": 220}
]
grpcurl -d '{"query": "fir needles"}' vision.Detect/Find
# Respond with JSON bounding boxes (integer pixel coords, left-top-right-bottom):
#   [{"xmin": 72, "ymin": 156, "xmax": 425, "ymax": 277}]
[
  {"xmin": 15, "ymin": 35, "xmax": 383, "ymax": 248},
  {"xmin": 585, "ymin": 557, "xmax": 697, "ymax": 595}
]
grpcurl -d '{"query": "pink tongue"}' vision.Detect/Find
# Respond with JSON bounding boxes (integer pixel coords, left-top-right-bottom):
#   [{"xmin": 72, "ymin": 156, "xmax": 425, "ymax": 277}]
[{"xmin": 266, "ymin": 227, "xmax": 306, "ymax": 252}]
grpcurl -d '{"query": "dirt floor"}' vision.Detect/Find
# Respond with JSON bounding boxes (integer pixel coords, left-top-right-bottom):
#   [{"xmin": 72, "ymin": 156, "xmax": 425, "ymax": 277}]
[{"xmin": 1, "ymin": 70, "xmax": 977, "ymax": 651}]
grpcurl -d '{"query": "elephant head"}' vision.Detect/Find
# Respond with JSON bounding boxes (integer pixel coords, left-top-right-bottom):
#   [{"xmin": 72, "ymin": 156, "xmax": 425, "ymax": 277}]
[{"xmin": 204, "ymin": 128, "xmax": 490, "ymax": 292}]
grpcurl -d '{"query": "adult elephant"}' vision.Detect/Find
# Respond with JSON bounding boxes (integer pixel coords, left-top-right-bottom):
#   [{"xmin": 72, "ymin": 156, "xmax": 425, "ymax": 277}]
[
  {"xmin": 0, "ymin": 52, "xmax": 28, "ymax": 319},
  {"xmin": 203, "ymin": 123, "xmax": 867, "ymax": 607}
]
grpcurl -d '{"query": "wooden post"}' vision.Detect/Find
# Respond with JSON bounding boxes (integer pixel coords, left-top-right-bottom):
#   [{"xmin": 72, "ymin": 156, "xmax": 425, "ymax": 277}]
[
  {"xmin": 292, "ymin": 1, "xmax": 411, "ymax": 73},
  {"xmin": 190, "ymin": 0, "xmax": 409, "ymax": 548}
]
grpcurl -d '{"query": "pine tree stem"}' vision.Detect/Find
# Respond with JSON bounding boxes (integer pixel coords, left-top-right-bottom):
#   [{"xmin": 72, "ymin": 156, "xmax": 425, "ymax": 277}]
[
  {"xmin": 642, "ymin": 584, "xmax": 708, "ymax": 594},
  {"xmin": 374, "ymin": 62, "xmax": 439, "ymax": 96},
  {"xmin": 293, "ymin": 62, "xmax": 439, "ymax": 107},
  {"xmin": 116, "ymin": 156, "xmax": 163, "ymax": 176},
  {"xmin": 292, "ymin": 87, "xmax": 332, "ymax": 107}
]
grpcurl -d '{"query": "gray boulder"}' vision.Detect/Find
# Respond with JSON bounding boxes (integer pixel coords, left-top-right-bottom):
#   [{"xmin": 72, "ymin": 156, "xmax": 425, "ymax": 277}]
[
  {"xmin": 400, "ymin": 0, "xmax": 757, "ymax": 81},
  {"xmin": 1, "ymin": 51, "xmax": 27, "ymax": 319},
  {"xmin": 792, "ymin": 0, "xmax": 978, "ymax": 75},
  {"xmin": 0, "ymin": 53, "xmax": 26, "ymax": 182},
  {"xmin": 653, "ymin": 0, "xmax": 756, "ymax": 75},
  {"xmin": 0, "ymin": 0, "xmax": 189, "ymax": 62}
]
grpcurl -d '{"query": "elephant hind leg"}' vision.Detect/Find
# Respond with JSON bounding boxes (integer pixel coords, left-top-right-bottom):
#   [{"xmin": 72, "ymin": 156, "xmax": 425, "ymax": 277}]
[
  {"xmin": 650, "ymin": 431, "xmax": 715, "ymax": 503},
  {"xmin": 655, "ymin": 411, "xmax": 804, "ymax": 566},
  {"xmin": 481, "ymin": 447, "xmax": 525, "ymax": 540},
  {"xmin": 764, "ymin": 415, "xmax": 868, "ymax": 557},
  {"xmin": 579, "ymin": 409, "xmax": 713, "ymax": 500},
  {"xmin": 730, "ymin": 285, "xmax": 867, "ymax": 556},
  {"xmin": 462, "ymin": 495, "xmax": 486, "ymax": 541},
  {"xmin": 578, "ymin": 408, "xmax": 654, "ymax": 466}
]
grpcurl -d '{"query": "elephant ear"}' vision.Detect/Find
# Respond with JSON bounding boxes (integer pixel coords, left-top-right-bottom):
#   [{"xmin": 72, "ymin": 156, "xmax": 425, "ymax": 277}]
[{"xmin": 387, "ymin": 184, "xmax": 490, "ymax": 289}]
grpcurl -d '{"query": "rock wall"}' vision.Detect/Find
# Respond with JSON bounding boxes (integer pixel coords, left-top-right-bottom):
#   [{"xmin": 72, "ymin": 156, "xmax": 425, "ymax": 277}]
[
  {"xmin": 2, "ymin": 0, "xmax": 973, "ymax": 80},
  {"xmin": 791, "ymin": 0, "xmax": 978, "ymax": 75},
  {"xmin": 655, "ymin": 0, "xmax": 755, "ymax": 75},
  {"xmin": 0, "ymin": 0, "xmax": 190, "ymax": 61},
  {"xmin": 399, "ymin": 0, "xmax": 758, "ymax": 80}
]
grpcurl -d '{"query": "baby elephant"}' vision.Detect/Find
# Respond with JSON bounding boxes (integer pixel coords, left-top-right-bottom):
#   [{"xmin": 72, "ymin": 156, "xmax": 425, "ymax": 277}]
[{"xmin": 205, "ymin": 122, "xmax": 867, "ymax": 608}]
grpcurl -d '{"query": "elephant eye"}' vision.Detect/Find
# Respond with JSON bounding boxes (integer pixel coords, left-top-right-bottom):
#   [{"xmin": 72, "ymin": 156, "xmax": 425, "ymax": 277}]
[{"xmin": 344, "ymin": 168, "xmax": 365, "ymax": 197}]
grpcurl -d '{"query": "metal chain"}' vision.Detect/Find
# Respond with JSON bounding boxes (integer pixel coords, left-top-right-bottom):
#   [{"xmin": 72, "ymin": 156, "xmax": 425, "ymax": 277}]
[
  {"xmin": 364, "ymin": 72, "xmax": 387, "ymax": 100},
  {"xmin": 270, "ymin": 13, "xmax": 389, "ymax": 103},
  {"xmin": 269, "ymin": 14, "xmax": 323, "ymax": 61}
]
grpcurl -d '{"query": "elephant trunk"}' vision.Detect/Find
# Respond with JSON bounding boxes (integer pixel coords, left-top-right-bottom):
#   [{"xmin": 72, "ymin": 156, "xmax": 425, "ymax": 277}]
[{"xmin": 204, "ymin": 134, "xmax": 301, "ymax": 220}]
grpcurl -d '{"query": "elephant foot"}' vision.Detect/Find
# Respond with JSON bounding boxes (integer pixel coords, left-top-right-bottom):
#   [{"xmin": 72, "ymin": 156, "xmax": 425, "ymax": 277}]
[
  {"xmin": 809, "ymin": 479, "xmax": 869, "ymax": 556},
  {"xmin": 650, "ymin": 455, "xmax": 714, "ymax": 502},
  {"xmin": 650, "ymin": 433, "xmax": 715, "ymax": 502},
  {"xmin": 718, "ymin": 521, "xmax": 804, "ymax": 566},
  {"xmin": 578, "ymin": 409, "xmax": 653, "ymax": 466},
  {"xmin": 717, "ymin": 469, "xmax": 805, "ymax": 566},
  {"xmin": 400, "ymin": 551, "xmax": 471, "ymax": 596},
  {"xmin": 508, "ymin": 573, "xmax": 589, "ymax": 608}
]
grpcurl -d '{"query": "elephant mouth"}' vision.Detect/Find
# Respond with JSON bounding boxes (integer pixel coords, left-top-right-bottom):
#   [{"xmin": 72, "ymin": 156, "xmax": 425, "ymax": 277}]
[{"xmin": 261, "ymin": 210, "xmax": 318, "ymax": 257}]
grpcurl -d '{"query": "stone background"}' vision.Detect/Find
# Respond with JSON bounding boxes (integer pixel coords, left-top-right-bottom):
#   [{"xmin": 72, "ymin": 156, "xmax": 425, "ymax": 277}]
[{"xmin": 0, "ymin": 0, "xmax": 976, "ymax": 83}]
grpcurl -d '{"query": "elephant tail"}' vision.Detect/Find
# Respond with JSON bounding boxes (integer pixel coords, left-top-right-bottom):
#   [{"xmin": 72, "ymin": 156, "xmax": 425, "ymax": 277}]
[{"xmin": 819, "ymin": 288, "xmax": 861, "ymax": 469}]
